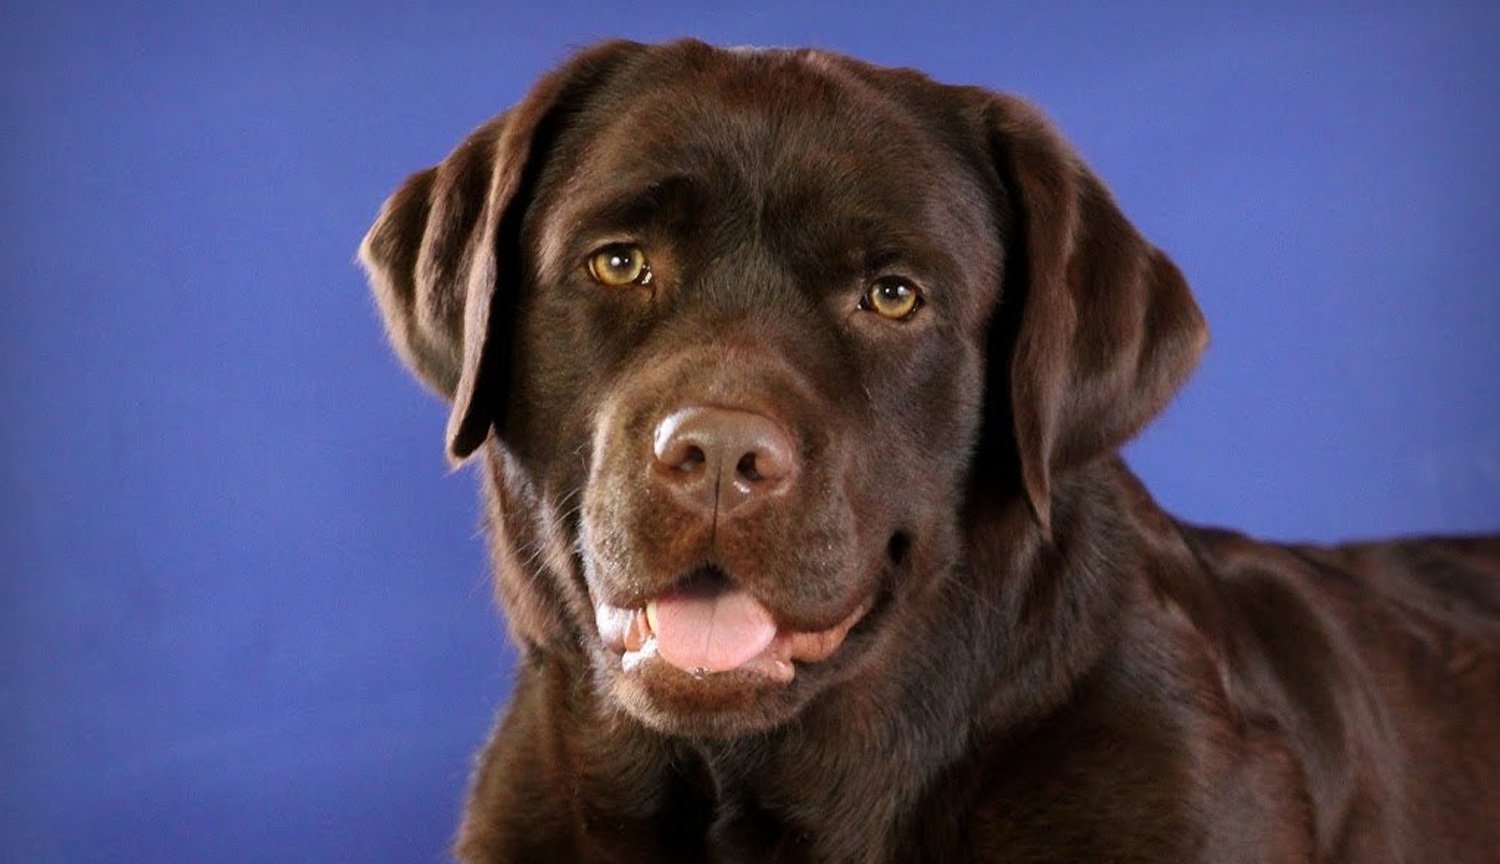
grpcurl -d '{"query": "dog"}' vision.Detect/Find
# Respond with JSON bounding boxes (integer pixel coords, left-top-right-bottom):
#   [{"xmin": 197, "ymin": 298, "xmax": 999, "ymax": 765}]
[{"xmin": 360, "ymin": 39, "xmax": 1500, "ymax": 863}]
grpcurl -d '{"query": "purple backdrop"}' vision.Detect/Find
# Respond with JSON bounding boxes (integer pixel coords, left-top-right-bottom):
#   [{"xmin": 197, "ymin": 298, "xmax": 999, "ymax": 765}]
[{"xmin": 3, "ymin": 2, "xmax": 1497, "ymax": 861}]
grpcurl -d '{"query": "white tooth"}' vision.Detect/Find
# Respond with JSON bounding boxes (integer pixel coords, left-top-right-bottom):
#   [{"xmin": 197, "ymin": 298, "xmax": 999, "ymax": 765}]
[{"xmin": 645, "ymin": 599, "xmax": 659, "ymax": 634}]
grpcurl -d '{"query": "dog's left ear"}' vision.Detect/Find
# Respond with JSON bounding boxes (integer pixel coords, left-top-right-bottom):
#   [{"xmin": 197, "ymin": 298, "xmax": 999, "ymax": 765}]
[
  {"xmin": 981, "ymin": 94, "xmax": 1210, "ymax": 534},
  {"xmin": 359, "ymin": 41, "xmax": 638, "ymax": 462}
]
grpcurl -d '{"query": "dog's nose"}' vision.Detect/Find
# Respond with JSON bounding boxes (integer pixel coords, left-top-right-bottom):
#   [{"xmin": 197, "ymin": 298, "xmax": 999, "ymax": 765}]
[{"xmin": 652, "ymin": 407, "xmax": 797, "ymax": 517}]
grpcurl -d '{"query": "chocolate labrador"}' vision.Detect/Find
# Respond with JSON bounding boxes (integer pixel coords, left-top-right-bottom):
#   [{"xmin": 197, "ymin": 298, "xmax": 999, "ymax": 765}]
[{"xmin": 360, "ymin": 39, "xmax": 1500, "ymax": 864}]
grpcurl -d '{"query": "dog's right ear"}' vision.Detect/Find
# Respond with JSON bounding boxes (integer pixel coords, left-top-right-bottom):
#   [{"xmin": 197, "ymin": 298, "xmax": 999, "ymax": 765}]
[{"xmin": 359, "ymin": 41, "xmax": 638, "ymax": 463}]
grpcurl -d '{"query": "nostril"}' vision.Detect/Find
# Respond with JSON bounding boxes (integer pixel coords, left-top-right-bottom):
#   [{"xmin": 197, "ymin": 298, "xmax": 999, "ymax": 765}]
[
  {"xmin": 653, "ymin": 416, "xmax": 709, "ymax": 474},
  {"xmin": 744, "ymin": 438, "xmax": 793, "ymax": 485},
  {"xmin": 887, "ymin": 532, "xmax": 911, "ymax": 566},
  {"xmin": 736, "ymin": 452, "xmax": 762, "ymax": 483},
  {"xmin": 678, "ymin": 445, "xmax": 706, "ymax": 473}
]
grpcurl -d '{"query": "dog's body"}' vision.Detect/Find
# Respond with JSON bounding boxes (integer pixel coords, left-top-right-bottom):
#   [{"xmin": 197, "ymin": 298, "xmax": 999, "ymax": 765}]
[{"xmin": 361, "ymin": 40, "xmax": 1500, "ymax": 863}]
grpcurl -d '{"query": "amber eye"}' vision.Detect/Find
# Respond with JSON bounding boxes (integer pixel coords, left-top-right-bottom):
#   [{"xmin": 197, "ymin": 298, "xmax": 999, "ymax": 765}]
[
  {"xmin": 587, "ymin": 243, "xmax": 651, "ymax": 287},
  {"xmin": 861, "ymin": 276, "xmax": 922, "ymax": 320}
]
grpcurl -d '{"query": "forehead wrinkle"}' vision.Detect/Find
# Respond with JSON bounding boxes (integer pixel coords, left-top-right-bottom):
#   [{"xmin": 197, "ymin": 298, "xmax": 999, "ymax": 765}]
[{"xmin": 569, "ymin": 173, "xmax": 705, "ymax": 233}]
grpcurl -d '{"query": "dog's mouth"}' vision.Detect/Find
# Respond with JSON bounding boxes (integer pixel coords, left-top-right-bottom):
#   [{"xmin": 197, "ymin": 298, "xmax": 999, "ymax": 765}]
[{"xmin": 595, "ymin": 568, "xmax": 874, "ymax": 684}]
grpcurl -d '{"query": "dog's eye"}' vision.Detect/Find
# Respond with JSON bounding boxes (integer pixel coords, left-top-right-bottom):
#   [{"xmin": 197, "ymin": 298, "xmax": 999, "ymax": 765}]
[
  {"xmin": 860, "ymin": 276, "xmax": 923, "ymax": 320},
  {"xmin": 587, "ymin": 244, "xmax": 652, "ymax": 287}
]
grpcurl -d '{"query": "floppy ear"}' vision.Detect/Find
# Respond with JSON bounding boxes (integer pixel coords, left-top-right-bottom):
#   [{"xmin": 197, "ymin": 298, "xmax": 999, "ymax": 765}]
[
  {"xmin": 984, "ymin": 95, "xmax": 1209, "ymax": 534},
  {"xmin": 358, "ymin": 41, "xmax": 637, "ymax": 462}
]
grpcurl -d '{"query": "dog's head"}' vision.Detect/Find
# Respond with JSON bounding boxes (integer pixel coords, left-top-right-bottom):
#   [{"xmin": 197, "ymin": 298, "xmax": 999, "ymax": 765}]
[{"xmin": 361, "ymin": 40, "xmax": 1206, "ymax": 738}]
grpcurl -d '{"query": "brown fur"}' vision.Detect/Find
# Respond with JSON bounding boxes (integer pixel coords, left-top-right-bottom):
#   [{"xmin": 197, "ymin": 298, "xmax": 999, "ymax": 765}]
[{"xmin": 360, "ymin": 39, "xmax": 1500, "ymax": 863}]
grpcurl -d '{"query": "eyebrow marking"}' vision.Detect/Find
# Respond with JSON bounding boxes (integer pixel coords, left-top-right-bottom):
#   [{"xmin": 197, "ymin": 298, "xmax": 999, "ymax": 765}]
[{"xmin": 575, "ymin": 173, "xmax": 703, "ymax": 229}]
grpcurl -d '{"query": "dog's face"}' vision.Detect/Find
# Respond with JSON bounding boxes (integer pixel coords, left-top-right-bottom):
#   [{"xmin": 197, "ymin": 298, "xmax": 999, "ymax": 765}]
[
  {"xmin": 511, "ymin": 47, "xmax": 1000, "ymax": 736},
  {"xmin": 361, "ymin": 40, "xmax": 1207, "ymax": 738}
]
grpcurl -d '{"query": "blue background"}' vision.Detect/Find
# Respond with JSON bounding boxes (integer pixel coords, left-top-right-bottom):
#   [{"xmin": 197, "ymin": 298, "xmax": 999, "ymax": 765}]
[{"xmin": 3, "ymin": 2, "xmax": 1497, "ymax": 861}]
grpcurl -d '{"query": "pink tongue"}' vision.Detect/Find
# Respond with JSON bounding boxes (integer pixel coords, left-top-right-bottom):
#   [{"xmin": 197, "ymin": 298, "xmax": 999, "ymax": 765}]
[{"xmin": 652, "ymin": 588, "xmax": 778, "ymax": 673}]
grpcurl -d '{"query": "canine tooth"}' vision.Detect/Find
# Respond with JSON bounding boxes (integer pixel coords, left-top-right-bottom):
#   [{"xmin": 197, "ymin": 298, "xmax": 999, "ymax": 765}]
[{"xmin": 645, "ymin": 598, "xmax": 659, "ymax": 635}]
